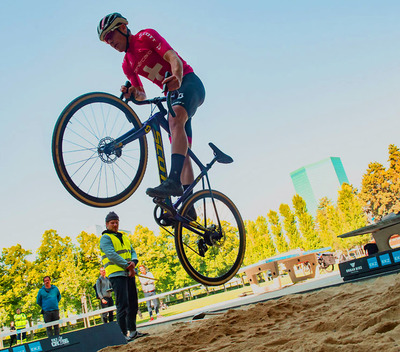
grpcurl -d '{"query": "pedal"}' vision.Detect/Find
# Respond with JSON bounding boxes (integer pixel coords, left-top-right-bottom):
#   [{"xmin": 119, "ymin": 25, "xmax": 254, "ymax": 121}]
[
  {"xmin": 153, "ymin": 196, "xmax": 166, "ymax": 203},
  {"xmin": 152, "ymin": 198, "xmax": 177, "ymax": 216}
]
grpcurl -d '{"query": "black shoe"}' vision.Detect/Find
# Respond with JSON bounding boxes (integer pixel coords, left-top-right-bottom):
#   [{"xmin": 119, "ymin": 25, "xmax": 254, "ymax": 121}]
[
  {"xmin": 146, "ymin": 178, "xmax": 183, "ymax": 198},
  {"xmin": 126, "ymin": 330, "xmax": 149, "ymax": 342}
]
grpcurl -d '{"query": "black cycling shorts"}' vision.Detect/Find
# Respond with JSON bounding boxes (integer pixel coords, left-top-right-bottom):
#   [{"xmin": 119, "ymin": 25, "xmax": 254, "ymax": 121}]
[{"xmin": 170, "ymin": 72, "xmax": 205, "ymax": 141}]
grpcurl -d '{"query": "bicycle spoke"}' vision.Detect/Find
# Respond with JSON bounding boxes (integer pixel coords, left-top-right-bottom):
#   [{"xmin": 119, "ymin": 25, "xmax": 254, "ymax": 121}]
[
  {"xmin": 71, "ymin": 112, "xmax": 101, "ymax": 142},
  {"xmin": 81, "ymin": 107, "xmax": 100, "ymax": 140},
  {"xmin": 68, "ymin": 153, "xmax": 98, "ymax": 173},
  {"xmin": 79, "ymin": 156, "xmax": 102, "ymax": 191},
  {"xmin": 65, "ymin": 125, "xmax": 98, "ymax": 149},
  {"xmin": 90, "ymin": 103, "xmax": 102, "ymax": 139},
  {"xmin": 52, "ymin": 93, "xmax": 147, "ymax": 207}
]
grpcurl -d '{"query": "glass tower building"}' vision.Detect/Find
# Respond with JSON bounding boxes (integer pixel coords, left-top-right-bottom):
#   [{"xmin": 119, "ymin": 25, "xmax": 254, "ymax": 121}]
[{"xmin": 290, "ymin": 157, "xmax": 349, "ymax": 215}]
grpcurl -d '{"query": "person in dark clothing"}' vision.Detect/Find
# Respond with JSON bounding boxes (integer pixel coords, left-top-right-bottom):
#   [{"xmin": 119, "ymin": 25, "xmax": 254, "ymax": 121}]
[
  {"xmin": 9, "ymin": 321, "xmax": 17, "ymax": 347},
  {"xmin": 96, "ymin": 267, "xmax": 114, "ymax": 323},
  {"xmin": 364, "ymin": 241, "xmax": 379, "ymax": 256}
]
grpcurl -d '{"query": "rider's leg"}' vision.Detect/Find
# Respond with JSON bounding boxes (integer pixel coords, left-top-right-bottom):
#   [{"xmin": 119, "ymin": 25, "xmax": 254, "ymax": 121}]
[
  {"xmin": 180, "ymin": 141, "xmax": 194, "ymax": 186},
  {"xmin": 169, "ymin": 105, "xmax": 188, "ymax": 182},
  {"xmin": 146, "ymin": 105, "xmax": 188, "ymax": 198}
]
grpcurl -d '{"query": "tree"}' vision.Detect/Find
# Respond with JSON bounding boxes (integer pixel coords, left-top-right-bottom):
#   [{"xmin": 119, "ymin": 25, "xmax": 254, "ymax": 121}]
[
  {"xmin": 292, "ymin": 195, "xmax": 322, "ymax": 250},
  {"xmin": 267, "ymin": 210, "xmax": 289, "ymax": 253},
  {"xmin": 315, "ymin": 184, "xmax": 369, "ymax": 250},
  {"xmin": 156, "ymin": 227, "xmax": 190, "ymax": 291},
  {"xmin": 76, "ymin": 231, "xmax": 101, "ymax": 307},
  {"xmin": 315, "ymin": 197, "xmax": 338, "ymax": 248},
  {"xmin": 337, "ymin": 183, "xmax": 367, "ymax": 233},
  {"xmin": 34, "ymin": 230, "xmax": 82, "ymax": 315},
  {"xmin": 244, "ymin": 217, "xmax": 276, "ymax": 265},
  {"xmin": 0, "ymin": 245, "xmax": 36, "ymax": 323},
  {"xmin": 129, "ymin": 225, "xmax": 159, "ymax": 268},
  {"xmin": 360, "ymin": 144, "xmax": 400, "ymax": 220},
  {"xmin": 254, "ymin": 216, "xmax": 276, "ymax": 259},
  {"xmin": 129, "ymin": 225, "xmax": 192, "ymax": 293},
  {"xmin": 279, "ymin": 204, "xmax": 303, "ymax": 250}
]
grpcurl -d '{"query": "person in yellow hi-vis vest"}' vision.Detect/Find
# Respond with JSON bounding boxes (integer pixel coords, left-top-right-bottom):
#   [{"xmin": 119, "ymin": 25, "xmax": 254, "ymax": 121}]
[
  {"xmin": 13, "ymin": 308, "xmax": 27, "ymax": 344},
  {"xmin": 100, "ymin": 212, "xmax": 149, "ymax": 342}
]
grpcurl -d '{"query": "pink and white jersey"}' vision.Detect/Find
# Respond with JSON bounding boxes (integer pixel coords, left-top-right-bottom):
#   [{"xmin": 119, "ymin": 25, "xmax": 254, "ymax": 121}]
[{"xmin": 122, "ymin": 29, "xmax": 193, "ymax": 89}]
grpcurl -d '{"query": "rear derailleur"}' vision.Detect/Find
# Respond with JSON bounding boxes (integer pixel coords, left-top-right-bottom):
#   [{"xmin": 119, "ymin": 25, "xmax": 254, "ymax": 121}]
[{"xmin": 197, "ymin": 225, "xmax": 223, "ymax": 257}]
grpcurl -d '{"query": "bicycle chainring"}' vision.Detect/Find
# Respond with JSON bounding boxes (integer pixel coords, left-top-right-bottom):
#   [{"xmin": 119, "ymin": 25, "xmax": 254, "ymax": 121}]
[{"xmin": 153, "ymin": 204, "xmax": 176, "ymax": 227}]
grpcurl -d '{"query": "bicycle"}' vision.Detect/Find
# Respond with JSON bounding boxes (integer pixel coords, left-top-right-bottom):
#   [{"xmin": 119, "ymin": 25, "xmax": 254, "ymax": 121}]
[
  {"xmin": 52, "ymin": 77, "xmax": 246, "ymax": 286},
  {"xmin": 317, "ymin": 253, "xmax": 335, "ymax": 273}
]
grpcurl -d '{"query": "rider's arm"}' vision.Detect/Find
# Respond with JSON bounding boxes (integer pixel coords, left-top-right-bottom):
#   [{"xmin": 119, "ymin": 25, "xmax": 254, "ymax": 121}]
[
  {"xmin": 162, "ymin": 49, "xmax": 183, "ymax": 91},
  {"xmin": 120, "ymin": 84, "xmax": 147, "ymax": 101},
  {"xmin": 122, "ymin": 59, "xmax": 147, "ymax": 100},
  {"xmin": 132, "ymin": 86, "xmax": 146, "ymax": 101}
]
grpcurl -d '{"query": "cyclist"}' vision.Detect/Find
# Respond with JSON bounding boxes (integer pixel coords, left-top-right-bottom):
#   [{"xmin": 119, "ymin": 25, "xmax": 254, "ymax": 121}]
[{"xmin": 97, "ymin": 13, "xmax": 205, "ymax": 199}]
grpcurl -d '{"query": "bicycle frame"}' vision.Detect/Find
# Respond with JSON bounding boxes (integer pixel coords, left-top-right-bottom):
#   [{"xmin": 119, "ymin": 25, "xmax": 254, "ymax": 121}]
[{"xmin": 101, "ymin": 95, "xmax": 222, "ymax": 231}]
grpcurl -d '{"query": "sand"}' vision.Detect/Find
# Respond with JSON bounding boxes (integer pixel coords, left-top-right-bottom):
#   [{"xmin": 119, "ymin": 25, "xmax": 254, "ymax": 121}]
[{"xmin": 99, "ymin": 273, "xmax": 400, "ymax": 352}]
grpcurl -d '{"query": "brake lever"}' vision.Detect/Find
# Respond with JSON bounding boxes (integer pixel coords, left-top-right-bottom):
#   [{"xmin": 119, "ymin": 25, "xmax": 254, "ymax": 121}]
[{"xmin": 120, "ymin": 81, "xmax": 132, "ymax": 100}]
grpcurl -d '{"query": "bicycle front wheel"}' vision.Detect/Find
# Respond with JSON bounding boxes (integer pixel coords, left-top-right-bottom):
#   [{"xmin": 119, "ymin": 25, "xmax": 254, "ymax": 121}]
[
  {"xmin": 175, "ymin": 190, "xmax": 246, "ymax": 286},
  {"xmin": 52, "ymin": 92, "xmax": 148, "ymax": 207}
]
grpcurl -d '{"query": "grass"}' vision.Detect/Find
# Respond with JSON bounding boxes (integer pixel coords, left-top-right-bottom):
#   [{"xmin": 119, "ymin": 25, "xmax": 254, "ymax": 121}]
[{"xmin": 136, "ymin": 285, "xmax": 252, "ymax": 324}]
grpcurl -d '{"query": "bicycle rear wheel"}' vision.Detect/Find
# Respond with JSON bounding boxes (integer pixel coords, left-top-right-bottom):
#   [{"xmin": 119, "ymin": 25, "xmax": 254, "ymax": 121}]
[
  {"xmin": 52, "ymin": 92, "xmax": 148, "ymax": 207},
  {"xmin": 326, "ymin": 264, "xmax": 335, "ymax": 272},
  {"xmin": 175, "ymin": 190, "xmax": 246, "ymax": 286}
]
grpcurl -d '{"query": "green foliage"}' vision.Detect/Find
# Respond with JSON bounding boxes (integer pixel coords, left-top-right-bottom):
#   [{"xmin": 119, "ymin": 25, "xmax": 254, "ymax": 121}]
[
  {"xmin": 316, "ymin": 197, "xmax": 338, "ymax": 248},
  {"xmin": 243, "ymin": 216, "xmax": 276, "ymax": 265},
  {"xmin": 254, "ymin": 216, "xmax": 276, "ymax": 259},
  {"xmin": 76, "ymin": 232, "xmax": 101, "ymax": 307},
  {"xmin": 360, "ymin": 144, "xmax": 400, "ymax": 220},
  {"xmin": 292, "ymin": 195, "xmax": 322, "ymax": 250},
  {"xmin": 279, "ymin": 204, "xmax": 303, "ymax": 250},
  {"xmin": 35, "ymin": 230, "xmax": 82, "ymax": 314},
  {"xmin": 267, "ymin": 210, "xmax": 289, "ymax": 253},
  {"xmin": 316, "ymin": 184, "xmax": 368, "ymax": 250},
  {"xmin": 0, "ymin": 244, "xmax": 36, "ymax": 323},
  {"xmin": 0, "ymin": 230, "xmax": 106, "ymax": 326},
  {"xmin": 130, "ymin": 225, "xmax": 194, "ymax": 293}
]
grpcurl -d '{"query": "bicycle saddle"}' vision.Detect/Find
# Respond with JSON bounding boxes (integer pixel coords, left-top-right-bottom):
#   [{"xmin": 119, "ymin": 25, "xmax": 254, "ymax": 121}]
[{"xmin": 209, "ymin": 143, "xmax": 233, "ymax": 164}]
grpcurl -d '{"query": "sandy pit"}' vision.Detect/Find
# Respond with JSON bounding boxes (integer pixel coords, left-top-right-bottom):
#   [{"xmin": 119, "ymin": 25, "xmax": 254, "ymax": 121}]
[{"xmin": 99, "ymin": 273, "xmax": 400, "ymax": 352}]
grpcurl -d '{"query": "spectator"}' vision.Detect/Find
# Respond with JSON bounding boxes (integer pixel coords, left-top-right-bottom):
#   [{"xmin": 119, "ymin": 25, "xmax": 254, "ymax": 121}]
[
  {"xmin": 96, "ymin": 267, "xmax": 114, "ymax": 324},
  {"xmin": 36, "ymin": 276, "xmax": 61, "ymax": 337},
  {"xmin": 14, "ymin": 308, "xmax": 28, "ymax": 344},
  {"xmin": 9, "ymin": 321, "xmax": 17, "ymax": 347},
  {"xmin": 364, "ymin": 239, "xmax": 379, "ymax": 256},
  {"xmin": 159, "ymin": 300, "xmax": 168, "ymax": 311},
  {"xmin": 138, "ymin": 265, "xmax": 163, "ymax": 321},
  {"xmin": 100, "ymin": 211, "xmax": 148, "ymax": 342}
]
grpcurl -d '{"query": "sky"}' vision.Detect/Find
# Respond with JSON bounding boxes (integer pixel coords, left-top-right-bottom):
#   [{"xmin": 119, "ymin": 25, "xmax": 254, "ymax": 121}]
[{"xmin": 1, "ymin": 1, "xmax": 399, "ymax": 253}]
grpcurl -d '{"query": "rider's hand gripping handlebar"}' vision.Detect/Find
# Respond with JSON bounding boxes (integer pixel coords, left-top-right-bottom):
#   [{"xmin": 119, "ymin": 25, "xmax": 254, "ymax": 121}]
[{"xmin": 120, "ymin": 72, "xmax": 176, "ymax": 117}]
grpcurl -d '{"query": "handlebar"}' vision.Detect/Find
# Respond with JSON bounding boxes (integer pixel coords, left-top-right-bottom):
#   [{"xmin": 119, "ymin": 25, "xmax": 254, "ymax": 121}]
[{"xmin": 120, "ymin": 72, "xmax": 176, "ymax": 117}]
